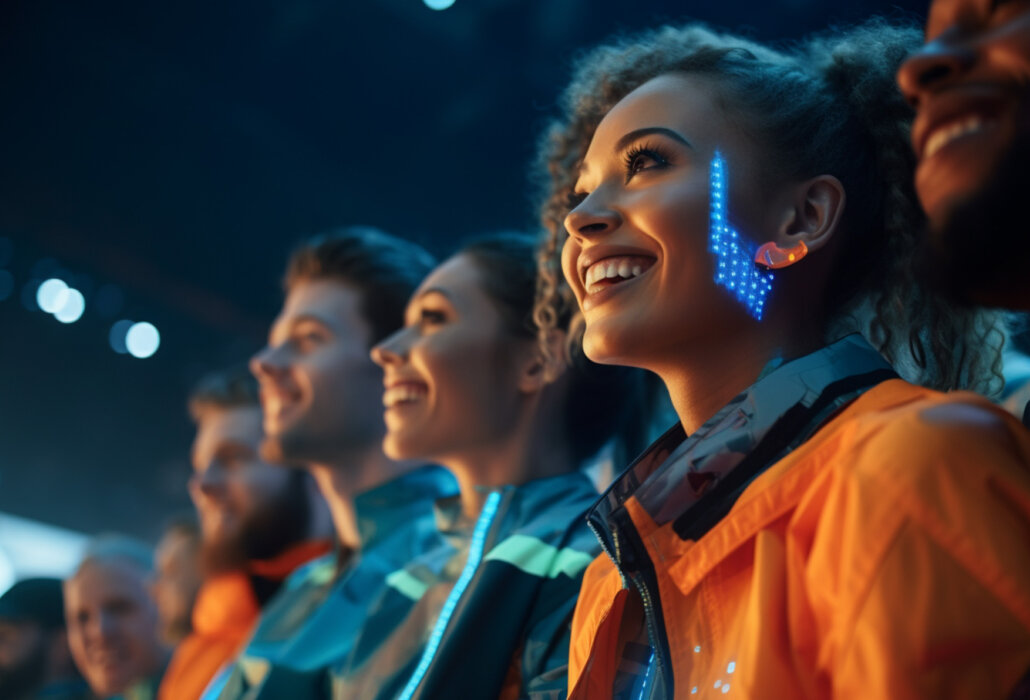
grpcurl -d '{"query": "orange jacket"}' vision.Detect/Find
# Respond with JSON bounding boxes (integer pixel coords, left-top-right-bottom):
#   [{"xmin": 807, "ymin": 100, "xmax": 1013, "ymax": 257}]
[
  {"xmin": 569, "ymin": 380, "xmax": 1030, "ymax": 699},
  {"xmin": 158, "ymin": 540, "xmax": 331, "ymax": 700}
]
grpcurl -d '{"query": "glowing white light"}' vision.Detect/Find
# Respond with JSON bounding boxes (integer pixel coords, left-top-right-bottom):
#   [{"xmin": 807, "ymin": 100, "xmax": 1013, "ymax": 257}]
[
  {"xmin": 126, "ymin": 322, "xmax": 160, "ymax": 358},
  {"xmin": 54, "ymin": 289, "xmax": 85, "ymax": 323},
  {"xmin": 423, "ymin": 0, "xmax": 456, "ymax": 9},
  {"xmin": 37, "ymin": 278, "xmax": 69, "ymax": 313},
  {"xmin": 715, "ymin": 680, "xmax": 722, "ymax": 688},
  {"xmin": 694, "ymin": 646, "xmax": 701, "ymax": 653},
  {"xmin": 722, "ymin": 685, "xmax": 731, "ymax": 694},
  {"xmin": 727, "ymin": 661, "xmax": 736, "ymax": 674},
  {"xmin": 109, "ymin": 320, "xmax": 134, "ymax": 354}
]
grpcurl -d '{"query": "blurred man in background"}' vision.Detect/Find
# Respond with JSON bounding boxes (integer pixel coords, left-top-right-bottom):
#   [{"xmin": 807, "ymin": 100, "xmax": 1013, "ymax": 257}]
[
  {"xmin": 157, "ymin": 367, "xmax": 333, "ymax": 700},
  {"xmin": 212, "ymin": 228, "xmax": 455, "ymax": 698},
  {"xmin": 150, "ymin": 518, "xmax": 202, "ymax": 647},
  {"xmin": 0, "ymin": 577, "xmax": 89, "ymax": 700},
  {"xmin": 64, "ymin": 536, "xmax": 169, "ymax": 699},
  {"xmin": 897, "ymin": 0, "xmax": 1030, "ymax": 308}
]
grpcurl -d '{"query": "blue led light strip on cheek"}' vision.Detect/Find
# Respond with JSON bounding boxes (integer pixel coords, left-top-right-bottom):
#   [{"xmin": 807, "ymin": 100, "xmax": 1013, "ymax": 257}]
[
  {"xmin": 397, "ymin": 490, "xmax": 503, "ymax": 700},
  {"xmin": 709, "ymin": 151, "xmax": 774, "ymax": 321}
]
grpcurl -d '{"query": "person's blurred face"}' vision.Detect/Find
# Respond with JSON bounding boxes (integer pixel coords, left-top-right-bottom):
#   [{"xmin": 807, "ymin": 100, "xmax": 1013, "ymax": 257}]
[
  {"xmin": 190, "ymin": 406, "xmax": 310, "ymax": 572},
  {"xmin": 561, "ymin": 73, "xmax": 788, "ymax": 368},
  {"xmin": 0, "ymin": 619, "xmax": 47, "ymax": 699},
  {"xmin": 897, "ymin": 0, "xmax": 1030, "ymax": 304},
  {"xmin": 251, "ymin": 279, "xmax": 385, "ymax": 465},
  {"xmin": 150, "ymin": 530, "xmax": 201, "ymax": 645},
  {"xmin": 371, "ymin": 255, "xmax": 531, "ymax": 463},
  {"xmin": 64, "ymin": 560, "xmax": 165, "ymax": 698}
]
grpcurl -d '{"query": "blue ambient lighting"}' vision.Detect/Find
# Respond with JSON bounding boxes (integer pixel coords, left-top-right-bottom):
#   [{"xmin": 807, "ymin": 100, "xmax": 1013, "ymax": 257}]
[
  {"xmin": 709, "ymin": 152, "xmax": 773, "ymax": 320},
  {"xmin": 423, "ymin": 0, "xmax": 456, "ymax": 9},
  {"xmin": 397, "ymin": 491, "xmax": 502, "ymax": 700},
  {"xmin": 126, "ymin": 322, "xmax": 160, "ymax": 359}
]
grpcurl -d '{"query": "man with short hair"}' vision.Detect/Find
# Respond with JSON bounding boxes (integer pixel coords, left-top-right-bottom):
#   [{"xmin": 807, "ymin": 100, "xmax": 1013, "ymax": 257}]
[
  {"xmin": 64, "ymin": 536, "xmax": 170, "ymax": 700},
  {"xmin": 158, "ymin": 368, "xmax": 333, "ymax": 700},
  {"xmin": 213, "ymin": 227, "xmax": 455, "ymax": 698},
  {"xmin": 0, "ymin": 577, "xmax": 89, "ymax": 700},
  {"xmin": 151, "ymin": 518, "xmax": 202, "ymax": 647},
  {"xmin": 897, "ymin": 0, "xmax": 1030, "ymax": 307}
]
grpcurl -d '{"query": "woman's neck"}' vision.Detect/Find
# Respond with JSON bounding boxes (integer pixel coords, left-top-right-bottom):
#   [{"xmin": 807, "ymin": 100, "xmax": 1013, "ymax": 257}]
[
  {"xmin": 655, "ymin": 324, "xmax": 824, "ymax": 435},
  {"xmin": 442, "ymin": 400, "xmax": 575, "ymax": 522}
]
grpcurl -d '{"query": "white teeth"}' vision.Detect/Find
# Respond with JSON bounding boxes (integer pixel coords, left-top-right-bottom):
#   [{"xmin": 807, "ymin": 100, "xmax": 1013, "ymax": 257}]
[
  {"xmin": 583, "ymin": 256, "xmax": 653, "ymax": 290},
  {"xmin": 924, "ymin": 115, "xmax": 990, "ymax": 159},
  {"xmin": 383, "ymin": 385, "xmax": 426, "ymax": 408}
]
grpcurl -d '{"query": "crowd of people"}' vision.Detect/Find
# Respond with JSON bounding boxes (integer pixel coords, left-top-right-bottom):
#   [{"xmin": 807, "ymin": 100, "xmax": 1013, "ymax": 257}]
[{"xmin": 1, "ymin": 1, "xmax": 1029, "ymax": 697}]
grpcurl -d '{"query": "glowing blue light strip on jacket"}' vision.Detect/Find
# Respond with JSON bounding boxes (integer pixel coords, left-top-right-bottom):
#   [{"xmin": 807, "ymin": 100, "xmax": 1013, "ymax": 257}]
[
  {"xmin": 637, "ymin": 650, "xmax": 656, "ymax": 700},
  {"xmin": 397, "ymin": 490, "xmax": 503, "ymax": 700},
  {"xmin": 709, "ymin": 151, "xmax": 774, "ymax": 320}
]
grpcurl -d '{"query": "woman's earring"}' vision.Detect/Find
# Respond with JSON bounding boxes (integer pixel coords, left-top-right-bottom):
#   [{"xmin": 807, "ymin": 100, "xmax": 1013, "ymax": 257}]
[{"xmin": 755, "ymin": 241, "xmax": 808, "ymax": 270}]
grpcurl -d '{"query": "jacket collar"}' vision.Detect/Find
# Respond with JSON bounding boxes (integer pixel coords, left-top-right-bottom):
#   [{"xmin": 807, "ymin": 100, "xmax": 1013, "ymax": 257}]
[
  {"xmin": 590, "ymin": 335, "xmax": 893, "ymax": 557},
  {"xmin": 353, "ymin": 465, "xmax": 457, "ymax": 550}
]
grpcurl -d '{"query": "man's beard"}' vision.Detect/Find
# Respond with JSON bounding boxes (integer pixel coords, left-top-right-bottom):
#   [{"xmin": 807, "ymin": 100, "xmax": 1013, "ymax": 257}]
[
  {"xmin": 0, "ymin": 634, "xmax": 48, "ymax": 700},
  {"xmin": 921, "ymin": 134, "xmax": 1030, "ymax": 308},
  {"xmin": 200, "ymin": 469, "xmax": 312, "ymax": 575}
]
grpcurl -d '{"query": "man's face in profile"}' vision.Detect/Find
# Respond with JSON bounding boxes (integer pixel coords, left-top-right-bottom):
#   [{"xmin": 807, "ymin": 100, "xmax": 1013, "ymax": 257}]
[{"xmin": 897, "ymin": 0, "xmax": 1030, "ymax": 306}]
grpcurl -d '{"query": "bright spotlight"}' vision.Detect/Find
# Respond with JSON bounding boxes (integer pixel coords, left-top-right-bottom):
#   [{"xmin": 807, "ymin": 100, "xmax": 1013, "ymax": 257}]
[
  {"xmin": 54, "ymin": 289, "xmax": 85, "ymax": 324},
  {"xmin": 126, "ymin": 322, "xmax": 160, "ymax": 358},
  {"xmin": 37, "ymin": 279, "xmax": 69, "ymax": 313},
  {"xmin": 423, "ymin": 0, "xmax": 456, "ymax": 9},
  {"xmin": 109, "ymin": 319, "xmax": 134, "ymax": 354}
]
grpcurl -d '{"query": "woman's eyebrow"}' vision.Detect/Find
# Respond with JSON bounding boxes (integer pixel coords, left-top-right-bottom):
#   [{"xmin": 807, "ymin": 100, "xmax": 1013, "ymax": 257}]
[{"xmin": 615, "ymin": 126, "xmax": 694, "ymax": 152}]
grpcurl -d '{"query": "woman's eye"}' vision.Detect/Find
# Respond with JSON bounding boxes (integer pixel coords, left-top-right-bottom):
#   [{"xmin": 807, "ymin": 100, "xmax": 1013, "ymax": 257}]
[
  {"xmin": 420, "ymin": 309, "xmax": 447, "ymax": 325},
  {"xmin": 624, "ymin": 145, "xmax": 669, "ymax": 180}
]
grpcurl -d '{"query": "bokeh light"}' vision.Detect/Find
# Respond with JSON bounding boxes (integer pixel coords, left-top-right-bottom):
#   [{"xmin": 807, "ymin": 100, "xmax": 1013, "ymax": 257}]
[
  {"xmin": 54, "ymin": 288, "xmax": 85, "ymax": 323},
  {"xmin": 109, "ymin": 319, "xmax": 134, "ymax": 354},
  {"xmin": 423, "ymin": 0, "xmax": 456, "ymax": 9},
  {"xmin": 36, "ymin": 278, "xmax": 69, "ymax": 313},
  {"xmin": 126, "ymin": 322, "xmax": 160, "ymax": 358}
]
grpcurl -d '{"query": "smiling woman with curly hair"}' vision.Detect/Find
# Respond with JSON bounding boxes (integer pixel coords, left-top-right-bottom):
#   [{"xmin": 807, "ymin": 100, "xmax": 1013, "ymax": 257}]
[{"xmin": 534, "ymin": 19, "xmax": 1030, "ymax": 699}]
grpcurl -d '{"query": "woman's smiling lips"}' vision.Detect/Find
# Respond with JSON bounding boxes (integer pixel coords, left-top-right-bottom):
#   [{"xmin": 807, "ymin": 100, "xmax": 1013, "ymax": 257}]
[
  {"xmin": 382, "ymin": 379, "xmax": 429, "ymax": 410},
  {"xmin": 576, "ymin": 246, "xmax": 657, "ymax": 311}
]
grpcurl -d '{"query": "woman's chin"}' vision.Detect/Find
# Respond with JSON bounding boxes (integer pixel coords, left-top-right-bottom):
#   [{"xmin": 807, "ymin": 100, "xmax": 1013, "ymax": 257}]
[{"xmin": 582, "ymin": 324, "xmax": 639, "ymax": 368}]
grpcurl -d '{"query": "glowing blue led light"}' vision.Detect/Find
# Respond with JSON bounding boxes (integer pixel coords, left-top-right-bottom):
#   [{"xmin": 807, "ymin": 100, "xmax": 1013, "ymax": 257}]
[
  {"xmin": 423, "ymin": 0, "xmax": 456, "ymax": 9},
  {"xmin": 722, "ymin": 684, "xmax": 731, "ymax": 694},
  {"xmin": 727, "ymin": 661, "xmax": 736, "ymax": 674},
  {"xmin": 692, "ymin": 688, "xmax": 698, "ymax": 695},
  {"xmin": 708, "ymin": 151, "xmax": 774, "ymax": 320},
  {"xmin": 694, "ymin": 645, "xmax": 701, "ymax": 653},
  {"xmin": 397, "ymin": 490, "xmax": 502, "ymax": 700},
  {"xmin": 715, "ymin": 679, "xmax": 722, "ymax": 688},
  {"xmin": 637, "ymin": 651, "xmax": 655, "ymax": 700}
]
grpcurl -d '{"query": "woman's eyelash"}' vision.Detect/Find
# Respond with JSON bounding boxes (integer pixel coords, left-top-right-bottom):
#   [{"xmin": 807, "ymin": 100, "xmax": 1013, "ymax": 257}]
[{"xmin": 623, "ymin": 142, "xmax": 671, "ymax": 179}]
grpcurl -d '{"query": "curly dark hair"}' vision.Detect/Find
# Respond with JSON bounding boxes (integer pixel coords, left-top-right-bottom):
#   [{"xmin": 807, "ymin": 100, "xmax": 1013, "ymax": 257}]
[{"xmin": 534, "ymin": 20, "xmax": 1006, "ymax": 395}]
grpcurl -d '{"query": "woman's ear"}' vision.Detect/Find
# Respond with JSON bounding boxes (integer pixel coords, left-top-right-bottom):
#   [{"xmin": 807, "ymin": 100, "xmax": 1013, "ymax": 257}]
[
  {"xmin": 517, "ymin": 330, "xmax": 569, "ymax": 394},
  {"xmin": 775, "ymin": 174, "xmax": 846, "ymax": 253}
]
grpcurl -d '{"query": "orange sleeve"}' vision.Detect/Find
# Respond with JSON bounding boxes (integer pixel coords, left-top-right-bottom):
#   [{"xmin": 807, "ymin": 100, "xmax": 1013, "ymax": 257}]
[{"xmin": 823, "ymin": 399, "xmax": 1030, "ymax": 699}]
